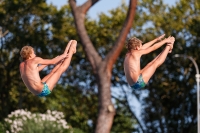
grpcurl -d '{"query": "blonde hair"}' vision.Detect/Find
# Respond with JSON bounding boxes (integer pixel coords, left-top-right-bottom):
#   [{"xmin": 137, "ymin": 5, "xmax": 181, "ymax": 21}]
[
  {"xmin": 20, "ymin": 46, "xmax": 34, "ymax": 61},
  {"xmin": 126, "ymin": 37, "xmax": 142, "ymax": 51}
]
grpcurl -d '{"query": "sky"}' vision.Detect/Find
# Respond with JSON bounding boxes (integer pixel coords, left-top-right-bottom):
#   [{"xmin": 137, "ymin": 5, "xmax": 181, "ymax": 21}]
[{"xmin": 47, "ymin": 0, "xmax": 178, "ymax": 19}]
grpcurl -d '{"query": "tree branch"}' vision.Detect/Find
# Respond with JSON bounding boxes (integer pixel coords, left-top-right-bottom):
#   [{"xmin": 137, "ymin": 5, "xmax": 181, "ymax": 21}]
[
  {"xmin": 68, "ymin": 0, "xmax": 77, "ymax": 10},
  {"xmin": 80, "ymin": 0, "xmax": 100, "ymax": 14},
  {"xmin": 105, "ymin": 0, "xmax": 137, "ymax": 71},
  {"xmin": 69, "ymin": 0, "xmax": 102, "ymax": 72}
]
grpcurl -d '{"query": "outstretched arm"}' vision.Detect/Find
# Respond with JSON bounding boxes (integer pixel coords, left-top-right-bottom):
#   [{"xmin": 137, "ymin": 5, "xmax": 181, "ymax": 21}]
[
  {"xmin": 140, "ymin": 36, "xmax": 174, "ymax": 55},
  {"xmin": 34, "ymin": 53, "xmax": 67, "ymax": 66},
  {"xmin": 141, "ymin": 34, "xmax": 165, "ymax": 49}
]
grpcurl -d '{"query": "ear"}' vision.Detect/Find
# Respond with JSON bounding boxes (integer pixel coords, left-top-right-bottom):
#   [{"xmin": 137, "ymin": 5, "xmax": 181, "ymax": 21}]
[
  {"xmin": 28, "ymin": 54, "xmax": 32, "ymax": 59},
  {"xmin": 135, "ymin": 46, "xmax": 140, "ymax": 50}
]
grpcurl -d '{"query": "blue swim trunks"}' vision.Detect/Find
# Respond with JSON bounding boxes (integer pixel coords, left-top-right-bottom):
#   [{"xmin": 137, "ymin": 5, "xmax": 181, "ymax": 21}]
[
  {"xmin": 37, "ymin": 82, "xmax": 51, "ymax": 97},
  {"xmin": 130, "ymin": 74, "xmax": 146, "ymax": 90}
]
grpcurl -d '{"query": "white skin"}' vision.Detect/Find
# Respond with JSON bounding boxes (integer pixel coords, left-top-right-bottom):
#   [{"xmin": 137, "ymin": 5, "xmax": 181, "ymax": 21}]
[
  {"xmin": 124, "ymin": 34, "xmax": 175, "ymax": 86},
  {"xmin": 20, "ymin": 40, "xmax": 77, "ymax": 95}
]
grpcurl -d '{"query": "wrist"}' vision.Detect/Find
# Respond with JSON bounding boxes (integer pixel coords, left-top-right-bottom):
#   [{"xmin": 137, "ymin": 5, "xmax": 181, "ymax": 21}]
[{"xmin": 156, "ymin": 37, "xmax": 161, "ymax": 42}]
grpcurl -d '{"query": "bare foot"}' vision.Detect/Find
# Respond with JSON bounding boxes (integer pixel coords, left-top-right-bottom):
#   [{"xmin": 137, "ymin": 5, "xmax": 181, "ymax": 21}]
[
  {"xmin": 68, "ymin": 40, "xmax": 77, "ymax": 54},
  {"xmin": 167, "ymin": 36, "xmax": 175, "ymax": 53},
  {"xmin": 64, "ymin": 40, "xmax": 73, "ymax": 54}
]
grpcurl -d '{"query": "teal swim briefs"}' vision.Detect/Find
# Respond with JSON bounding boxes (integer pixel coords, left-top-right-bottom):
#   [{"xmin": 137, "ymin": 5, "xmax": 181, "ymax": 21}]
[
  {"xmin": 37, "ymin": 82, "xmax": 51, "ymax": 97},
  {"xmin": 130, "ymin": 74, "xmax": 146, "ymax": 90}
]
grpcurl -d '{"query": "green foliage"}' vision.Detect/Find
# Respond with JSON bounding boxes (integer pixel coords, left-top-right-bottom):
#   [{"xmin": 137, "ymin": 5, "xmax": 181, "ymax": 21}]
[
  {"xmin": 0, "ymin": 122, "xmax": 6, "ymax": 133},
  {"xmin": 3, "ymin": 109, "xmax": 75, "ymax": 133},
  {"xmin": 111, "ymin": 108, "xmax": 137, "ymax": 132},
  {"xmin": 44, "ymin": 85, "xmax": 98, "ymax": 132},
  {"xmin": 85, "ymin": 4, "xmax": 127, "ymax": 57},
  {"xmin": 19, "ymin": 119, "xmax": 65, "ymax": 133},
  {"xmin": 68, "ymin": 128, "xmax": 86, "ymax": 133}
]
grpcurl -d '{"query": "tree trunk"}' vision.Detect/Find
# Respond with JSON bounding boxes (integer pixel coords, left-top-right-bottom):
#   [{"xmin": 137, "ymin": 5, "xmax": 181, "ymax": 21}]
[
  {"xmin": 94, "ymin": 62, "xmax": 115, "ymax": 133},
  {"xmin": 69, "ymin": 0, "xmax": 137, "ymax": 132}
]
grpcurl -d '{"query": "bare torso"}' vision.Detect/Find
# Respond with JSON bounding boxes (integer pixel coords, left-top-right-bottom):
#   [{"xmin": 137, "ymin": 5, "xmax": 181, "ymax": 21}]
[
  {"xmin": 20, "ymin": 58, "xmax": 44, "ymax": 95},
  {"xmin": 124, "ymin": 51, "xmax": 141, "ymax": 86}
]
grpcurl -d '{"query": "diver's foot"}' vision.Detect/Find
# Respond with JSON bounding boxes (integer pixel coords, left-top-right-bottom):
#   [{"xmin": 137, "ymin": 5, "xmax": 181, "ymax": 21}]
[{"xmin": 69, "ymin": 40, "xmax": 77, "ymax": 54}]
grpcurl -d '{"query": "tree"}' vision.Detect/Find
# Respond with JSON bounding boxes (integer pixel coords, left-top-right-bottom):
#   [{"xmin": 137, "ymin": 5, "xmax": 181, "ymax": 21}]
[{"xmin": 68, "ymin": 0, "xmax": 137, "ymax": 132}]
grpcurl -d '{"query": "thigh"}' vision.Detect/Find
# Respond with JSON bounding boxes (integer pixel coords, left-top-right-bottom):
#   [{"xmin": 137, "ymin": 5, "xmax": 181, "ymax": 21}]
[
  {"xmin": 44, "ymin": 70, "xmax": 63, "ymax": 91},
  {"xmin": 141, "ymin": 63, "xmax": 157, "ymax": 84},
  {"xmin": 41, "ymin": 62, "xmax": 63, "ymax": 83}
]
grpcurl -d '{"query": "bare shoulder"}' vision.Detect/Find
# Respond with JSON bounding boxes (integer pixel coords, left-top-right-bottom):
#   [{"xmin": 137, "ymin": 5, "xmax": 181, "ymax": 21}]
[
  {"xmin": 20, "ymin": 61, "xmax": 24, "ymax": 65},
  {"xmin": 124, "ymin": 52, "xmax": 137, "ymax": 64},
  {"xmin": 125, "ymin": 52, "xmax": 132, "ymax": 59},
  {"xmin": 19, "ymin": 62, "xmax": 24, "ymax": 68}
]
